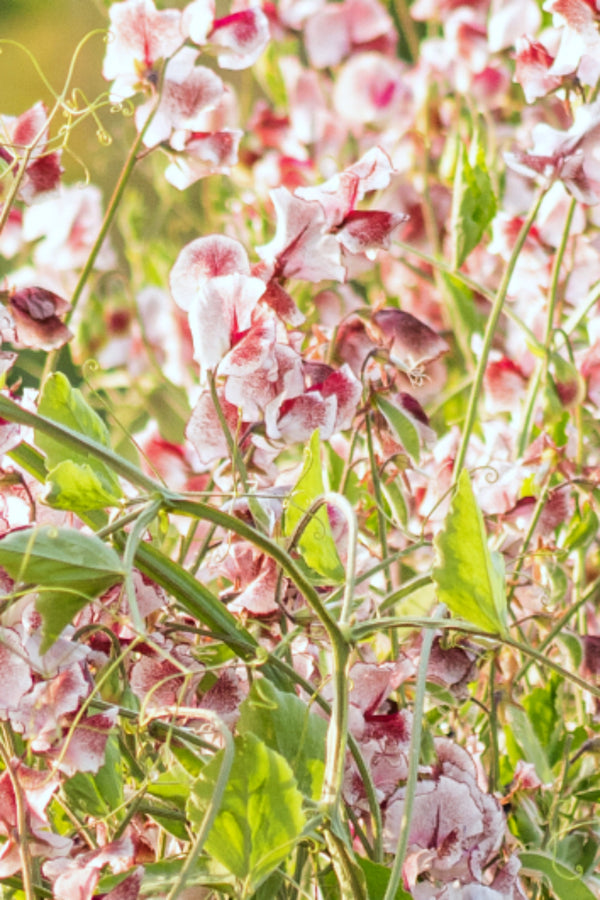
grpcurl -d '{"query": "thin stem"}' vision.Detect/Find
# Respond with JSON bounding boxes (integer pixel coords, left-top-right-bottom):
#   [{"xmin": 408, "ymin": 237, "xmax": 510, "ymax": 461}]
[
  {"xmin": 207, "ymin": 370, "xmax": 249, "ymax": 494},
  {"xmin": 382, "ymin": 607, "xmax": 442, "ymax": 900},
  {"xmin": 64, "ymin": 99, "xmax": 159, "ymax": 327},
  {"xmin": 518, "ymin": 196, "xmax": 577, "ymax": 454},
  {"xmin": 0, "ymin": 148, "xmax": 33, "ymax": 234},
  {"xmin": 351, "ymin": 614, "xmax": 600, "ymax": 701},
  {"xmin": 165, "ymin": 712, "xmax": 234, "ymax": 900},
  {"xmin": 122, "ymin": 498, "xmax": 164, "ymax": 633},
  {"xmin": 453, "ymin": 187, "xmax": 546, "ymax": 480},
  {"xmin": 0, "ymin": 726, "xmax": 37, "ymax": 900}
]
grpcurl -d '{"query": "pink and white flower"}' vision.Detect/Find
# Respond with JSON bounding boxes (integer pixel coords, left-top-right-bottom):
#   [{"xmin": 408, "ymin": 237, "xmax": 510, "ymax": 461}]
[{"xmin": 102, "ymin": 0, "xmax": 184, "ymax": 99}]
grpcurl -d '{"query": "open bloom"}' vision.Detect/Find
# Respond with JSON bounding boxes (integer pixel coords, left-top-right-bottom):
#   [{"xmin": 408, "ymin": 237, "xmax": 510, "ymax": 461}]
[
  {"xmin": 102, "ymin": 0, "xmax": 183, "ymax": 99},
  {"xmin": 505, "ymin": 99, "xmax": 600, "ymax": 204},
  {"xmin": 384, "ymin": 739, "xmax": 506, "ymax": 887},
  {"xmin": 135, "ymin": 47, "xmax": 224, "ymax": 147},
  {"xmin": 0, "ymin": 102, "xmax": 62, "ymax": 203},
  {"xmin": 543, "ymin": 0, "xmax": 600, "ymax": 85}
]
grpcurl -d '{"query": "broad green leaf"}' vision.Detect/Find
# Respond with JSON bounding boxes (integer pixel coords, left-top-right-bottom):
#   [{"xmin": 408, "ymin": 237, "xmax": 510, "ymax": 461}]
[
  {"xmin": 433, "ymin": 469, "xmax": 508, "ymax": 636},
  {"xmin": 505, "ymin": 705, "xmax": 553, "ymax": 785},
  {"xmin": 283, "ymin": 429, "xmax": 344, "ymax": 582},
  {"xmin": 147, "ymin": 763, "xmax": 192, "ymax": 807},
  {"xmin": 45, "ymin": 460, "xmax": 122, "ymax": 511},
  {"xmin": 0, "ymin": 526, "xmax": 124, "ymax": 650},
  {"xmin": 357, "ymin": 857, "xmax": 412, "ymax": 900},
  {"xmin": 522, "ymin": 677, "xmax": 563, "ymax": 767},
  {"xmin": 148, "ymin": 382, "xmax": 191, "ymax": 446},
  {"xmin": 188, "ymin": 733, "xmax": 306, "ymax": 894},
  {"xmin": 36, "ymin": 588, "xmax": 108, "ymax": 652},
  {"xmin": 38, "ymin": 372, "xmax": 111, "ymax": 464},
  {"xmin": 451, "ymin": 136, "xmax": 497, "ymax": 268},
  {"xmin": 0, "ymin": 525, "xmax": 124, "ymax": 592},
  {"xmin": 374, "ymin": 395, "xmax": 420, "ymax": 463},
  {"xmin": 564, "ymin": 503, "xmax": 599, "ymax": 551},
  {"xmin": 238, "ymin": 678, "xmax": 327, "ymax": 800},
  {"xmin": 37, "ymin": 372, "xmax": 122, "ymax": 505},
  {"xmin": 519, "ymin": 851, "xmax": 598, "ymax": 900}
]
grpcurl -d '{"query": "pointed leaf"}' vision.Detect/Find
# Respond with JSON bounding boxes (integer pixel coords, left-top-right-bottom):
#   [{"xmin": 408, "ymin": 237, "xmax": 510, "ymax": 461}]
[
  {"xmin": 36, "ymin": 372, "xmax": 122, "ymax": 504},
  {"xmin": 374, "ymin": 394, "xmax": 420, "ymax": 463},
  {"xmin": 0, "ymin": 525, "xmax": 124, "ymax": 591},
  {"xmin": 433, "ymin": 469, "xmax": 508, "ymax": 635},
  {"xmin": 519, "ymin": 851, "xmax": 597, "ymax": 900},
  {"xmin": 0, "ymin": 526, "xmax": 124, "ymax": 649},
  {"xmin": 188, "ymin": 733, "xmax": 306, "ymax": 893},
  {"xmin": 283, "ymin": 430, "xmax": 344, "ymax": 582},
  {"xmin": 238, "ymin": 678, "xmax": 327, "ymax": 799},
  {"xmin": 45, "ymin": 460, "xmax": 122, "ymax": 511},
  {"xmin": 451, "ymin": 137, "xmax": 497, "ymax": 268}
]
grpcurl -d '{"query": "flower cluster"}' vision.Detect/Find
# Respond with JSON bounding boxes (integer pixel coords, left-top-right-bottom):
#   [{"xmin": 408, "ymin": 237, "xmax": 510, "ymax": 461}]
[{"xmin": 1, "ymin": 0, "xmax": 600, "ymax": 897}]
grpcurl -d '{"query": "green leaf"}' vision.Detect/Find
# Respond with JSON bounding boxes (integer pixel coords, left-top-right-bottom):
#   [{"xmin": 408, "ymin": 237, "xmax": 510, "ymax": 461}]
[
  {"xmin": 432, "ymin": 468, "xmax": 508, "ymax": 636},
  {"xmin": 564, "ymin": 504, "xmax": 599, "ymax": 552},
  {"xmin": 356, "ymin": 857, "xmax": 412, "ymax": 900},
  {"xmin": 451, "ymin": 136, "xmax": 497, "ymax": 268},
  {"xmin": 283, "ymin": 430, "xmax": 344, "ymax": 582},
  {"xmin": 45, "ymin": 460, "xmax": 122, "ymax": 511},
  {"xmin": 519, "ymin": 851, "xmax": 598, "ymax": 900},
  {"xmin": 238, "ymin": 678, "xmax": 328, "ymax": 800},
  {"xmin": 0, "ymin": 525, "xmax": 124, "ymax": 650},
  {"xmin": 188, "ymin": 733, "xmax": 306, "ymax": 894},
  {"xmin": 37, "ymin": 372, "xmax": 122, "ymax": 506},
  {"xmin": 506, "ymin": 705, "xmax": 553, "ymax": 785},
  {"xmin": 0, "ymin": 525, "xmax": 124, "ymax": 591},
  {"xmin": 374, "ymin": 395, "xmax": 420, "ymax": 463}
]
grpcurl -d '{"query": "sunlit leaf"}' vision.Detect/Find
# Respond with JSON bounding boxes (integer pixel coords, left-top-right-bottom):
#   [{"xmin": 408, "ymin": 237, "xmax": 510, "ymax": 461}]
[
  {"xmin": 0, "ymin": 525, "xmax": 124, "ymax": 650},
  {"xmin": 357, "ymin": 857, "xmax": 412, "ymax": 899},
  {"xmin": 37, "ymin": 372, "xmax": 122, "ymax": 507},
  {"xmin": 283, "ymin": 429, "xmax": 344, "ymax": 582},
  {"xmin": 45, "ymin": 459, "xmax": 122, "ymax": 510},
  {"xmin": 451, "ymin": 136, "xmax": 496, "ymax": 268},
  {"xmin": 433, "ymin": 469, "xmax": 508, "ymax": 635},
  {"xmin": 519, "ymin": 851, "xmax": 597, "ymax": 900},
  {"xmin": 0, "ymin": 525, "xmax": 123, "ymax": 591},
  {"xmin": 374, "ymin": 394, "xmax": 420, "ymax": 463},
  {"xmin": 188, "ymin": 733, "xmax": 306, "ymax": 893},
  {"xmin": 238, "ymin": 678, "xmax": 327, "ymax": 799}
]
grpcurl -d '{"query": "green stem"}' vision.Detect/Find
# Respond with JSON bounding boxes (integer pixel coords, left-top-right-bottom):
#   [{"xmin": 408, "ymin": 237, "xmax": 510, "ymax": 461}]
[
  {"xmin": 452, "ymin": 187, "xmax": 546, "ymax": 480},
  {"xmin": 207, "ymin": 369, "xmax": 249, "ymax": 493},
  {"xmin": 518, "ymin": 197, "xmax": 577, "ymax": 454},
  {"xmin": 64, "ymin": 100, "xmax": 159, "ymax": 327},
  {"xmin": 382, "ymin": 607, "xmax": 442, "ymax": 900},
  {"xmin": 0, "ymin": 148, "xmax": 33, "ymax": 234},
  {"xmin": 515, "ymin": 573, "xmax": 600, "ymax": 683},
  {"xmin": 351, "ymin": 614, "xmax": 600, "ymax": 700},
  {"xmin": 165, "ymin": 712, "xmax": 234, "ymax": 900},
  {"xmin": 122, "ymin": 498, "xmax": 164, "ymax": 633},
  {"xmin": 0, "ymin": 725, "xmax": 37, "ymax": 900}
]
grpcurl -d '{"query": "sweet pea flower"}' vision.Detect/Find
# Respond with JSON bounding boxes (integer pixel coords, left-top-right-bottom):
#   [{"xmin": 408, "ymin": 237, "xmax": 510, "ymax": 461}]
[
  {"xmin": 505, "ymin": 99, "xmax": 600, "ymax": 204},
  {"xmin": 134, "ymin": 47, "xmax": 225, "ymax": 147},
  {"xmin": 543, "ymin": 0, "xmax": 600, "ymax": 85},
  {"xmin": 209, "ymin": 7, "xmax": 271, "ymax": 70},
  {"xmin": 514, "ymin": 35, "xmax": 563, "ymax": 103},
  {"xmin": 303, "ymin": 0, "xmax": 394, "ymax": 69},
  {"xmin": 102, "ymin": 0, "xmax": 184, "ymax": 99},
  {"xmin": 384, "ymin": 739, "xmax": 506, "ymax": 886},
  {"xmin": 170, "ymin": 234, "xmax": 266, "ymax": 374},
  {"xmin": 0, "ymin": 102, "xmax": 62, "ymax": 203}
]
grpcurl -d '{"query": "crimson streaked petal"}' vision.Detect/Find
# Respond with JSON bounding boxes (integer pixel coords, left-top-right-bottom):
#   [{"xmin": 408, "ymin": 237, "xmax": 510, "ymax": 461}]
[
  {"xmin": 170, "ymin": 234, "xmax": 251, "ymax": 311},
  {"xmin": 210, "ymin": 8, "xmax": 270, "ymax": 70}
]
